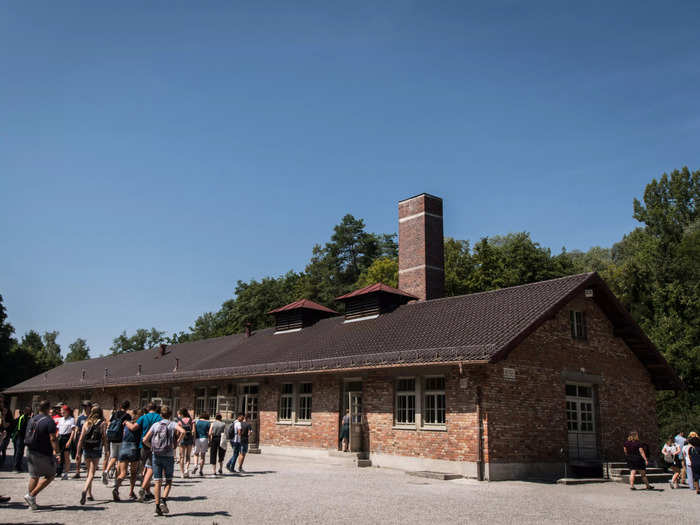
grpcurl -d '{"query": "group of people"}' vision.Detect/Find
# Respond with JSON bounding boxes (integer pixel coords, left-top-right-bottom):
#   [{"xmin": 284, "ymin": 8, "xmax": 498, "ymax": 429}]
[
  {"xmin": 662, "ymin": 431, "xmax": 700, "ymax": 493},
  {"xmin": 0, "ymin": 398, "xmax": 255, "ymax": 516},
  {"xmin": 623, "ymin": 429, "xmax": 700, "ymax": 493}
]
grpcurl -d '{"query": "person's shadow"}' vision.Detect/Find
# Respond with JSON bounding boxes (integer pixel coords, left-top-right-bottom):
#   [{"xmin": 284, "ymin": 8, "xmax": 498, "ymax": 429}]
[{"xmin": 167, "ymin": 510, "xmax": 231, "ymax": 518}]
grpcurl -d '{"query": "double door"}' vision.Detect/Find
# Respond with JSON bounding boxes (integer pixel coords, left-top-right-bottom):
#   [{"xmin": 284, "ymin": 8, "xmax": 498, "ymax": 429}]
[
  {"xmin": 566, "ymin": 383, "xmax": 597, "ymax": 460},
  {"xmin": 343, "ymin": 383, "xmax": 363, "ymax": 452}
]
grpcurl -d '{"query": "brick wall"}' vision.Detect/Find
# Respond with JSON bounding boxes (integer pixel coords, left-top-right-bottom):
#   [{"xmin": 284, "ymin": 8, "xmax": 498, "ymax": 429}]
[{"xmin": 484, "ymin": 291, "xmax": 658, "ymax": 465}]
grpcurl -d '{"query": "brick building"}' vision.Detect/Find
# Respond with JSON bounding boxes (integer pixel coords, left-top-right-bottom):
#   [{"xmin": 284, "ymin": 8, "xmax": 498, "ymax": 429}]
[{"xmin": 2, "ymin": 194, "xmax": 680, "ymax": 480}]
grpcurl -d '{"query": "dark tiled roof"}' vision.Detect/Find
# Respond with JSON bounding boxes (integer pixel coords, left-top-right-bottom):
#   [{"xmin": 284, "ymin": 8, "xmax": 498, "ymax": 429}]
[
  {"xmin": 3, "ymin": 273, "xmax": 680, "ymax": 393},
  {"xmin": 335, "ymin": 282, "xmax": 417, "ymax": 301},
  {"xmin": 268, "ymin": 299, "xmax": 338, "ymax": 315}
]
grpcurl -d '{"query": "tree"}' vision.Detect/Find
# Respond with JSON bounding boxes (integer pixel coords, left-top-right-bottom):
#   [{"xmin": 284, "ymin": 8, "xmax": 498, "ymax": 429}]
[
  {"xmin": 0, "ymin": 294, "xmax": 18, "ymax": 389},
  {"xmin": 443, "ymin": 238, "xmax": 475, "ymax": 296},
  {"xmin": 41, "ymin": 331, "xmax": 63, "ymax": 369},
  {"xmin": 110, "ymin": 328, "xmax": 166, "ymax": 354},
  {"xmin": 355, "ymin": 257, "xmax": 398, "ymax": 288},
  {"xmin": 65, "ymin": 338, "xmax": 90, "ymax": 362}
]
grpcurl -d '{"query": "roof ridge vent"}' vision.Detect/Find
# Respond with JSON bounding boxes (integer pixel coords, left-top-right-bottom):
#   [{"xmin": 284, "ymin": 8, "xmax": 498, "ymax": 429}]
[
  {"xmin": 268, "ymin": 299, "xmax": 338, "ymax": 334},
  {"xmin": 335, "ymin": 282, "xmax": 417, "ymax": 322}
]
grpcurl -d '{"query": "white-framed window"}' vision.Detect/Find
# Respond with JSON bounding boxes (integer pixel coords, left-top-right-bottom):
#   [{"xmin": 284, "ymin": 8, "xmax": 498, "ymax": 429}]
[
  {"xmin": 195, "ymin": 388, "xmax": 206, "ymax": 417},
  {"xmin": 140, "ymin": 389, "xmax": 159, "ymax": 409},
  {"xmin": 207, "ymin": 386, "xmax": 219, "ymax": 415},
  {"xmin": 395, "ymin": 378, "xmax": 416, "ymax": 425},
  {"xmin": 297, "ymin": 383, "xmax": 312, "ymax": 422},
  {"xmin": 279, "ymin": 383, "xmax": 294, "ymax": 421},
  {"xmin": 565, "ymin": 383, "xmax": 594, "ymax": 432},
  {"xmin": 241, "ymin": 383, "xmax": 259, "ymax": 420},
  {"xmin": 423, "ymin": 376, "xmax": 446, "ymax": 426},
  {"xmin": 570, "ymin": 311, "xmax": 587, "ymax": 340}
]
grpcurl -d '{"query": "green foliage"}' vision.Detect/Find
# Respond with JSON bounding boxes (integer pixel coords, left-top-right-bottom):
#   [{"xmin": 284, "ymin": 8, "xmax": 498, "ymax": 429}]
[
  {"xmin": 0, "ymin": 294, "xmax": 19, "ymax": 389},
  {"xmin": 355, "ymin": 257, "xmax": 398, "ymax": 288},
  {"xmin": 110, "ymin": 327, "xmax": 166, "ymax": 354},
  {"xmin": 65, "ymin": 338, "xmax": 90, "ymax": 362}
]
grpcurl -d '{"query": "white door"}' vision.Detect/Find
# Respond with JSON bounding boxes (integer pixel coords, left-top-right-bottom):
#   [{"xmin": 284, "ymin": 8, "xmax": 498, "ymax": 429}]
[{"xmin": 566, "ymin": 383, "xmax": 597, "ymax": 460}]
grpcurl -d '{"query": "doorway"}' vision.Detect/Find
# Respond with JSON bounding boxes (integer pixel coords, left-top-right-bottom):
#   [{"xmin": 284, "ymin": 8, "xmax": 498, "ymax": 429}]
[
  {"xmin": 342, "ymin": 381, "xmax": 363, "ymax": 452},
  {"xmin": 565, "ymin": 383, "xmax": 598, "ymax": 460}
]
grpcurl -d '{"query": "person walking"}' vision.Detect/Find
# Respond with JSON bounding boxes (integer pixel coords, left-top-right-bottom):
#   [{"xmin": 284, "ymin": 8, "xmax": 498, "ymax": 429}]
[
  {"xmin": 226, "ymin": 413, "xmax": 243, "ymax": 473},
  {"xmin": 676, "ymin": 431, "xmax": 688, "ymax": 486},
  {"xmin": 662, "ymin": 436, "xmax": 681, "ymax": 489},
  {"xmin": 73, "ymin": 403, "xmax": 90, "ymax": 478},
  {"xmin": 124, "ymin": 402, "xmax": 161, "ymax": 502},
  {"xmin": 0, "ymin": 402, "xmax": 14, "ymax": 466},
  {"xmin": 236, "ymin": 414, "xmax": 252, "ymax": 473},
  {"xmin": 624, "ymin": 430, "xmax": 653, "ymax": 490},
  {"xmin": 683, "ymin": 431, "xmax": 698, "ymax": 489},
  {"xmin": 23, "ymin": 400, "xmax": 59, "ymax": 511},
  {"xmin": 340, "ymin": 409, "xmax": 350, "ymax": 452},
  {"xmin": 103, "ymin": 400, "xmax": 130, "ymax": 486},
  {"xmin": 76, "ymin": 405, "xmax": 106, "ymax": 505},
  {"xmin": 112, "ymin": 407, "xmax": 140, "ymax": 501},
  {"xmin": 193, "ymin": 412, "xmax": 210, "ymax": 477},
  {"xmin": 688, "ymin": 433, "xmax": 700, "ymax": 495},
  {"xmin": 56, "ymin": 405, "xmax": 76, "ymax": 479},
  {"xmin": 13, "ymin": 406, "xmax": 31, "ymax": 472},
  {"xmin": 208, "ymin": 414, "xmax": 226, "ymax": 475},
  {"xmin": 142, "ymin": 405, "xmax": 185, "ymax": 516},
  {"xmin": 176, "ymin": 408, "xmax": 194, "ymax": 478}
]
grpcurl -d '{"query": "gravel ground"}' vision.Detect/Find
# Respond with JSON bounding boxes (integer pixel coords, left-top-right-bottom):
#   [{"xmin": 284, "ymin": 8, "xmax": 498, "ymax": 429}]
[{"xmin": 0, "ymin": 451, "xmax": 699, "ymax": 524}]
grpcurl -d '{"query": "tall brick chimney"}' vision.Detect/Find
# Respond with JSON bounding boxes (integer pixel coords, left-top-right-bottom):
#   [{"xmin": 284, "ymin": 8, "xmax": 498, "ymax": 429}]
[{"xmin": 398, "ymin": 193, "xmax": 444, "ymax": 301}]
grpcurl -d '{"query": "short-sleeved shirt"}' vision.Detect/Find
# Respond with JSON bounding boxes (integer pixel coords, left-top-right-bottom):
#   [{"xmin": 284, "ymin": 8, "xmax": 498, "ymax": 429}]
[
  {"xmin": 210, "ymin": 420, "xmax": 225, "ymax": 437},
  {"xmin": 232, "ymin": 420, "xmax": 242, "ymax": 443},
  {"xmin": 77, "ymin": 414, "xmax": 88, "ymax": 432},
  {"xmin": 27, "ymin": 415, "xmax": 57, "ymax": 456},
  {"xmin": 136, "ymin": 412, "xmax": 162, "ymax": 448},
  {"xmin": 239, "ymin": 421, "xmax": 252, "ymax": 444},
  {"xmin": 149, "ymin": 420, "xmax": 178, "ymax": 457},
  {"xmin": 57, "ymin": 416, "xmax": 76, "ymax": 436},
  {"xmin": 195, "ymin": 420, "xmax": 211, "ymax": 439},
  {"xmin": 624, "ymin": 440, "xmax": 643, "ymax": 457}
]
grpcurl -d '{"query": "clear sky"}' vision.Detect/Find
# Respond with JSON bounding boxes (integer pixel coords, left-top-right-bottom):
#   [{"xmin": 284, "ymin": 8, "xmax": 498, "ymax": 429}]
[{"xmin": 2, "ymin": 1, "xmax": 699, "ymax": 357}]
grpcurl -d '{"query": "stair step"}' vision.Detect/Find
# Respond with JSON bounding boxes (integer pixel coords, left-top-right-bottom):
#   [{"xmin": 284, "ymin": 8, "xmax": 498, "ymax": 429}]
[{"xmin": 611, "ymin": 473, "xmax": 673, "ymax": 483}]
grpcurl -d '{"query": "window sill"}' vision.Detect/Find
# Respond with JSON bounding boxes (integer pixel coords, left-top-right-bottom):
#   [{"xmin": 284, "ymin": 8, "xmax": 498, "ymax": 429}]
[
  {"xmin": 276, "ymin": 420, "xmax": 293, "ymax": 425},
  {"xmin": 420, "ymin": 425, "xmax": 447, "ymax": 432},
  {"xmin": 295, "ymin": 421, "xmax": 312, "ymax": 426},
  {"xmin": 392, "ymin": 425, "xmax": 418, "ymax": 431}
]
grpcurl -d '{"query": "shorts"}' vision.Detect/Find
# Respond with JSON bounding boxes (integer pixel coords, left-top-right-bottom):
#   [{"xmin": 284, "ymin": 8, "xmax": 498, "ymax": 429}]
[
  {"xmin": 194, "ymin": 437, "xmax": 208, "ymax": 455},
  {"xmin": 28, "ymin": 451, "xmax": 57, "ymax": 478},
  {"xmin": 339, "ymin": 424, "xmax": 349, "ymax": 441},
  {"xmin": 152, "ymin": 454, "xmax": 175, "ymax": 481},
  {"xmin": 180, "ymin": 434, "xmax": 193, "ymax": 447},
  {"xmin": 239, "ymin": 441, "xmax": 249, "ymax": 455},
  {"xmin": 625, "ymin": 455, "xmax": 646, "ymax": 471},
  {"xmin": 141, "ymin": 445, "xmax": 153, "ymax": 468},
  {"xmin": 83, "ymin": 447, "xmax": 102, "ymax": 460},
  {"xmin": 118, "ymin": 442, "xmax": 140, "ymax": 462},
  {"xmin": 209, "ymin": 436, "xmax": 225, "ymax": 464},
  {"xmin": 58, "ymin": 433, "xmax": 71, "ymax": 454},
  {"xmin": 109, "ymin": 442, "xmax": 121, "ymax": 458}
]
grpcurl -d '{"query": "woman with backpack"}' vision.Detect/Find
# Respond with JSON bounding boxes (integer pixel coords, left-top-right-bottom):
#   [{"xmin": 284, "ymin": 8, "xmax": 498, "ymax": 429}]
[
  {"xmin": 112, "ymin": 407, "xmax": 140, "ymax": 501},
  {"xmin": 176, "ymin": 408, "xmax": 194, "ymax": 478},
  {"xmin": 76, "ymin": 405, "xmax": 107, "ymax": 505}
]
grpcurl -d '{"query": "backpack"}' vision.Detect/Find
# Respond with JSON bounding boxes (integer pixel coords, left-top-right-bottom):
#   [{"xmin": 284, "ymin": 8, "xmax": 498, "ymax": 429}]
[
  {"xmin": 226, "ymin": 422, "xmax": 237, "ymax": 440},
  {"xmin": 84, "ymin": 420, "xmax": 103, "ymax": 450},
  {"xmin": 151, "ymin": 420, "xmax": 174, "ymax": 455},
  {"xmin": 178, "ymin": 417, "xmax": 192, "ymax": 440},
  {"xmin": 106, "ymin": 412, "xmax": 125, "ymax": 442},
  {"xmin": 24, "ymin": 415, "xmax": 48, "ymax": 451}
]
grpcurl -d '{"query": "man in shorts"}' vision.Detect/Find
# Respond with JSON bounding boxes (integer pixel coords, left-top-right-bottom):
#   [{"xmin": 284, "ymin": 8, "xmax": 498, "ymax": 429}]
[
  {"xmin": 13, "ymin": 406, "xmax": 31, "ymax": 472},
  {"xmin": 103, "ymin": 400, "xmax": 130, "ymax": 485},
  {"xmin": 236, "ymin": 414, "xmax": 253, "ymax": 473},
  {"xmin": 124, "ymin": 402, "xmax": 161, "ymax": 502},
  {"xmin": 23, "ymin": 400, "xmax": 59, "ymax": 511},
  {"xmin": 142, "ymin": 405, "xmax": 185, "ymax": 516}
]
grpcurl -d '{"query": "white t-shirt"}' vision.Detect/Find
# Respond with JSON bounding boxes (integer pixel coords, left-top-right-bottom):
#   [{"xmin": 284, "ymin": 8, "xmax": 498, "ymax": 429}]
[
  {"xmin": 683, "ymin": 444, "xmax": 693, "ymax": 466},
  {"xmin": 662, "ymin": 443, "xmax": 678, "ymax": 463},
  {"xmin": 232, "ymin": 420, "xmax": 242, "ymax": 443},
  {"xmin": 57, "ymin": 416, "xmax": 76, "ymax": 436}
]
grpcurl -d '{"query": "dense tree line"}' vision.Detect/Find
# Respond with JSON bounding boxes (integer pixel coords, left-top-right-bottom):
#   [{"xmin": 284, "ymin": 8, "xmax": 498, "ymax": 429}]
[{"xmin": 1, "ymin": 167, "xmax": 697, "ymax": 439}]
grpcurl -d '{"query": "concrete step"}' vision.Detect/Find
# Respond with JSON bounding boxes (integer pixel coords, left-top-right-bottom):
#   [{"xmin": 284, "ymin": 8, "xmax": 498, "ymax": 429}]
[
  {"xmin": 611, "ymin": 472, "xmax": 673, "ymax": 483},
  {"xmin": 557, "ymin": 478, "xmax": 611, "ymax": 485},
  {"xmin": 407, "ymin": 471, "xmax": 463, "ymax": 481},
  {"xmin": 610, "ymin": 467, "xmax": 665, "ymax": 476}
]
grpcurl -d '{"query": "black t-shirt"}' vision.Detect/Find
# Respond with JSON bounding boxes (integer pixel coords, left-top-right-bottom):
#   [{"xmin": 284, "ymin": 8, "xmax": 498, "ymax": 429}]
[
  {"xmin": 28, "ymin": 415, "xmax": 57, "ymax": 456},
  {"xmin": 624, "ymin": 440, "xmax": 643, "ymax": 457},
  {"xmin": 240, "ymin": 421, "xmax": 252, "ymax": 443},
  {"xmin": 109, "ymin": 410, "xmax": 129, "ymax": 442}
]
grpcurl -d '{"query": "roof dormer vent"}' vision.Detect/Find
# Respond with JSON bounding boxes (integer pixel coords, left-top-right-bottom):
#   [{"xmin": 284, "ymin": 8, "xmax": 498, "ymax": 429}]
[
  {"xmin": 336, "ymin": 283, "xmax": 417, "ymax": 323},
  {"xmin": 268, "ymin": 299, "xmax": 338, "ymax": 334}
]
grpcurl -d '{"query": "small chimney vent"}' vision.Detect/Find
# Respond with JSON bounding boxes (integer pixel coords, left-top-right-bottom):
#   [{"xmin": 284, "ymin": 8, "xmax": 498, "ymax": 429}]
[
  {"xmin": 81, "ymin": 369, "xmax": 86, "ymax": 381},
  {"xmin": 104, "ymin": 368, "xmax": 109, "ymax": 378},
  {"xmin": 137, "ymin": 364, "xmax": 142, "ymax": 376},
  {"xmin": 268, "ymin": 299, "xmax": 338, "ymax": 334},
  {"xmin": 174, "ymin": 358, "xmax": 180, "ymax": 372},
  {"xmin": 158, "ymin": 343, "xmax": 167, "ymax": 356}
]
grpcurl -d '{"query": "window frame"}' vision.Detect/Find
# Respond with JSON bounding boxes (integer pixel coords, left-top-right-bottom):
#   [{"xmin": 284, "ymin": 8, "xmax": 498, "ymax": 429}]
[
  {"xmin": 278, "ymin": 383, "xmax": 294, "ymax": 422},
  {"xmin": 422, "ymin": 375, "xmax": 446, "ymax": 427},
  {"xmin": 394, "ymin": 377, "xmax": 417, "ymax": 427},
  {"xmin": 297, "ymin": 382, "xmax": 312, "ymax": 422},
  {"xmin": 570, "ymin": 310, "xmax": 588, "ymax": 340}
]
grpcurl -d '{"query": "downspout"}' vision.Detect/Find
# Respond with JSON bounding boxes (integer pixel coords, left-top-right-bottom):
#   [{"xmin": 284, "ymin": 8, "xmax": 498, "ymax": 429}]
[{"xmin": 476, "ymin": 385, "xmax": 484, "ymax": 481}]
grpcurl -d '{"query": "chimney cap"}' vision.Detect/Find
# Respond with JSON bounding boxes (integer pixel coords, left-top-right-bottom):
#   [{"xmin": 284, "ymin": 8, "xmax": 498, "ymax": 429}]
[
  {"xmin": 268, "ymin": 299, "xmax": 338, "ymax": 315},
  {"xmin": 335, "ymin": 282, "xmax": 417, "ymax": 302},
  {"xmin": 398, "ymin": 193, "xmax": 443, "ymax": 204}
]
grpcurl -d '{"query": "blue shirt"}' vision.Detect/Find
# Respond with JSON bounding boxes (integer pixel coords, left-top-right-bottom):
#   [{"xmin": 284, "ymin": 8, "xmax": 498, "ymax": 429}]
[
  {"xmin": 195, "ymin": 420, "xmax": 210, "ymax": 439},
  {"xmin": 136, "ymin": 412, "xmax": 162, "ymax": 448}
]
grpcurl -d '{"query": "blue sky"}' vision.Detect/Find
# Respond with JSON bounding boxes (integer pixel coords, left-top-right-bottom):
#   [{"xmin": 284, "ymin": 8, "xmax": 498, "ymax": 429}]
[{"xmin": 1, "ymin": 1, "xmax": 699, "ymax": 357}]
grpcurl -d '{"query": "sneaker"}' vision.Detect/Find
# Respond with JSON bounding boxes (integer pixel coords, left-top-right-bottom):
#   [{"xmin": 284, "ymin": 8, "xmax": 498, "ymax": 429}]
[
  {"xmin": 218, "ymin": 468, "xmax": 223, "ymax": 475},
  {"xmin": 61, "ymin": 473, "xmax": 68, "ymax": 480},
  {"xmin": 160, "ymin": 498, "xmax": 170, "ymax": 514},
  {"xmin": 129, "ymin": 493, "xmax": 137, "ymax": 501},
  {"xmin": 647, "ymin": 485, "xmax": 654, "ymax": 490},
  {"xmin": 137, "ymin": 488, "xmax": 145, "ymax": 503},
  {"xmin": 238, "ymin": 468, "xmax": 246, "ymax": 473},
  {"xmin": 669, "ymin": 481, "xmax": 675, "ymax": 489},
  {"xmin": 199, "ymin": 470, "xmax": 204, "ymax": 477},
  {"xmin": 226, "ymin": 463, "xmax": 233, "ymax": 473},
  {"xmin": 144, "ymin": 492, "xmax": 155, "ymax": 501},
  {"xmin": 112, "ymin": 488, "xmax": 120, "ymax": 501},
  {"xmin": 87, "ymin": 495, "xmax": 94, "ymax": 501},
  {"xmin": 80, "ymin": 491, "xmax": 87, "ymax": 505},
  {"xmin": 154, "ymin": 503, "xmax": 163, "ymax": 517},
  {"xmin": 629, "ymin": 486, "xmax": 636, "ymax": 491},
  {"xmin": 24, "ymin": 493, "xmax": 38, "ymax": 511},
  {"xmin": 184, "ymin": 471, "xmax": 190, "ymax": 478},
  {"xmin": 72, "ymin": 472, "xmax": 81, "ymax": 479},
  {"xmin": 102, "ymin": 470, "xmax": 109, "ymax": 485},
  {"xmin": 0, "ymin": 496, "xmax": 10, "ymax": 503}
]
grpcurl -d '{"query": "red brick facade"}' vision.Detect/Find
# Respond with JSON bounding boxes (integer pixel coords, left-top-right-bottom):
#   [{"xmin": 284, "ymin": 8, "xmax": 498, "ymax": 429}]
[{"xmin": 9, "ymin": 292, "xmax": 659, "ymax": 479}]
